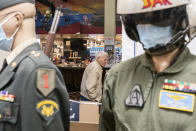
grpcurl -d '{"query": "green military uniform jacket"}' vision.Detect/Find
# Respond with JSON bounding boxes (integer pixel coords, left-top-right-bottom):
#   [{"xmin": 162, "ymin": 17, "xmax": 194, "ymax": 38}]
[
  {"xmin": 0, "ymin": 43, "xmax": 69, "ymax": 131},
  {"xmin": 99, "ymin": 47, "xmax": 196, "ymax": 131}
]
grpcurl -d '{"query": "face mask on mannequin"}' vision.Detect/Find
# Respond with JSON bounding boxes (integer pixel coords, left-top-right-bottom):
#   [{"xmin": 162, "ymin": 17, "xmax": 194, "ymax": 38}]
[
  {"xmin": 136, "ymin": 24, "xmax": 173, "ymax": 50},
  {"xmin": 0, "ymin": 13, "xmax": 20, "ymax": 51}
]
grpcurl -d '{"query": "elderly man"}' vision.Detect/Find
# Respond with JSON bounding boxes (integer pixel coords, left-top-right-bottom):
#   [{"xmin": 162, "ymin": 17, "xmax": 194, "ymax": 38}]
[
  {"xmin": 0, "ymin": 0, "xmax": 69, "ymax": 131},
  {"xmin": 81, "ymin": 52, "xmax": 108, "ymax": 102}
]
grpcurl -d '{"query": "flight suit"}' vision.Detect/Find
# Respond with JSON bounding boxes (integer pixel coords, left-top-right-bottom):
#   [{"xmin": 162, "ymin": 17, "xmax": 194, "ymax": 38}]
[
  {"xmin": 0, "ymin": 42, "xmax": 69, "ymax": 131},
  {"xmin": 99, "ymin": 47, "xmax": 196, "ymax": 131}
]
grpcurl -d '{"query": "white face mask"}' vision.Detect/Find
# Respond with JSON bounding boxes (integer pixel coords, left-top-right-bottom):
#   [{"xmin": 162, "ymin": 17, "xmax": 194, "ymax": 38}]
[
  {"xmin": 136, "ymin": 24, "xmax": 173, "ymax": 50},
  {"xmin": 0, "ymin": 13, "xmax": 20, "ymax": 51}
]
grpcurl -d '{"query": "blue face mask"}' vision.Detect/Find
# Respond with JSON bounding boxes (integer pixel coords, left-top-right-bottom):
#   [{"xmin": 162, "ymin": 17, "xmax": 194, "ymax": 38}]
[
  {"xmin": 136, "ymin": 24, "xmax": 173, "ymax": 50},
  {"xmin": 0, "ymin": 14, "xmax": 20, "ymax": 51}
]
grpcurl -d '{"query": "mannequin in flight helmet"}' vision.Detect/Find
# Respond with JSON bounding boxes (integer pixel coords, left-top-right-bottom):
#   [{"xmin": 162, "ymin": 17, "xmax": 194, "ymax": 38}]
[
  {"xmin": 120, "ymin": 0, "xmax": 196, "ymax": 71},
  {"xmin": 99, "ymin": 0, "xmax": 196, "ymax": 131}
]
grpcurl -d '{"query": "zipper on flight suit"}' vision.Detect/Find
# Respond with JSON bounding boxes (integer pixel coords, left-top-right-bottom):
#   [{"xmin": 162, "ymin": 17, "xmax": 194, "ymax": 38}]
[
  {"xmin": 152, "ymin": 72, "xmax": 157, "ymax": 79},
  {"xmin": 149, "ymin": 71, "xmax": 158, "ymax": 131}
]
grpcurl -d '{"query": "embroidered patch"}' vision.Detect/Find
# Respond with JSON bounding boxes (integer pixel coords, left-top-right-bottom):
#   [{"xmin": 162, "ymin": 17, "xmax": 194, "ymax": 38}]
[
  {"xmin": 37, "ymin": 68, "xmax": 56, "ymax": 97},
  {"xmin": 163, "ymin": 79, "xmax": 196, "ymax": 94},
  {"xmin": 36, "ymin": 100, "xmax": 59, "ymax": 124},
  {"xmin": 159, "ymin": 90, "xmax": 195, "ymax": 112},
  {"xmin": 125, "ymin": 84, "xmax": 144, "ymax": 107}
]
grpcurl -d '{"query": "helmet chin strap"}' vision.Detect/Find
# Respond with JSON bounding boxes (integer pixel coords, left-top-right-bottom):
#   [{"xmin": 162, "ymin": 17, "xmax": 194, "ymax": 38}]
[
  {"xmin": 172, "ymin": 26, "xmax": 196, "ymax": 46},
  {"xmin": 146, "ymin": 26, "xmax": 195, "ymax": 56},
  {"xmin": 167, "ymin": 26, "xmax": 190, "ymax": 45},
  {"xmin": 144, "ymin": 9, "xmax": 196, "ymax": 56}
]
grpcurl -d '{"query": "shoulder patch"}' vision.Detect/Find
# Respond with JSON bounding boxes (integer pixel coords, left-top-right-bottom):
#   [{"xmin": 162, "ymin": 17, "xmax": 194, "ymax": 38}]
[
  {"xmin": 36, "ymin": 100, "xmax": 59, "ymax": 124},
  {"xmin": 125, "ymin": 84, "xmax": 144, "ymax": 107},
  {"xmin": 37, "ymin": 68, "xmax": 56, "ymax": 97}
]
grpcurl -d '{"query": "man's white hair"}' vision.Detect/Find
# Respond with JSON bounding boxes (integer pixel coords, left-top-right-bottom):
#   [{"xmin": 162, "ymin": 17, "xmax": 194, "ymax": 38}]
[{"xmin": 95, "ymin": 51, "xmax": 108, "ymax": 59}]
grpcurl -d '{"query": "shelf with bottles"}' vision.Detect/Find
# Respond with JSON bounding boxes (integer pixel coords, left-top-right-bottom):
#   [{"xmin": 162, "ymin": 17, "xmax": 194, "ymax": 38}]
[
  {"xmin": 114, "ymin": 47, "xmax": 122, "ymax": 63},
  {"xmin": 89, "ymin": 47, "xmax": 104, "ymax": 56}
]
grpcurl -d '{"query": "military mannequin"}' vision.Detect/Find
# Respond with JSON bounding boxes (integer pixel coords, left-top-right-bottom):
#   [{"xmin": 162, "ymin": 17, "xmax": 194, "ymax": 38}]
[
  {"xmin": 99, "ymin": 0, "xmax": 196, "ymax": 131},
  {"xmin": 0, "ymin": 0, "xmax": 69, "ymax": 131}
]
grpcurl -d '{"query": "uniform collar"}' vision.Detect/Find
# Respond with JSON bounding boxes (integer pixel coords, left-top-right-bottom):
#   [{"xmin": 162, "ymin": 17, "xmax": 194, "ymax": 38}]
[
  {"xmin": 141, "ymin": 47, "xmax": 192, "ymax": 74},
  {"xmin": 6, "ymin": 38, "xmax": 38, "ymax": 65},
  {"xmin": 0, "ymin": 50, "xmax": 9, "ymax": 72},
  {"xmin": 0, "ymin": 43, "xmax": 41, "ymax": 90}
]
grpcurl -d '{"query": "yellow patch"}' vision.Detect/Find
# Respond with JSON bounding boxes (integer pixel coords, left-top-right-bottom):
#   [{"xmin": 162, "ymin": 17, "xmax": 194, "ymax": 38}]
[
  {"xmin": 159, "ymin": 90, "xmax": 195, "ymax": 112},
  {"xmin": 36, "ymin": 100, "xmax": 59, "ymax": 123}
]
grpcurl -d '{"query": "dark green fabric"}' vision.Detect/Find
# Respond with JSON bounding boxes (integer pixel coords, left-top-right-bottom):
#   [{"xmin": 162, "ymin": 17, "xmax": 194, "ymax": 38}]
[
  {"xmin": 0, "ymin": 0, "xmax": 34, "ymax": 10},
  {"xmin": 99, "ymin": 47, "xmax": 196, "ymax": 131},
  {"xmin": 0, "ymin": 43, "xmax": 69, "ymax": 131}
]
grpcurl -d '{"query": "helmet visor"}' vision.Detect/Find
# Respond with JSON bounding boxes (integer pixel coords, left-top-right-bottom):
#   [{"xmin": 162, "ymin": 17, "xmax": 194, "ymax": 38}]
[{"xmin": 127, "ymin": 5, "xmax": 186, "ymax": 27}]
